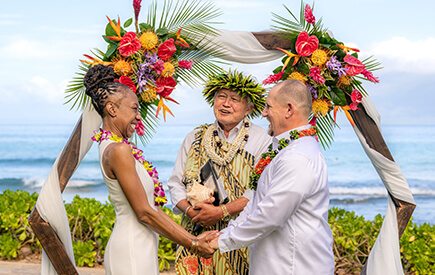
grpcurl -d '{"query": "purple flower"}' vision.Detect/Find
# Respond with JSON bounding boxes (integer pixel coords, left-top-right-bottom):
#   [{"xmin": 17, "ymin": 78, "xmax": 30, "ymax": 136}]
[
  {"xmin": 306, "ymin": 84, "xmax": 318, "ymax": 99},
  {"xmin": 136, "ymin": 52, "xmax": 158, "ymax": 93},
  {"xmin": 326, "ymin": 56, "xmax": 347, "ymax": 77}
]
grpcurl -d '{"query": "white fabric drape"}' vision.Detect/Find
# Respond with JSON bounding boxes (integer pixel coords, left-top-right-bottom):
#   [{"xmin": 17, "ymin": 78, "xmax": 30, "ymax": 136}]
[
  {"xmin": 36, "ymin": 30, "xmax": 414, "ymax": 274},
  {"xmin": 36, "ymin": 104, "xmax": 101, "ymax": 274},
  {"xmin": 354, "ymin": 99, "xmax": 415, "ymax": 275},
  {"xmin": 201, "ymin": 29, "xmax": 283, "ymax": 63}
]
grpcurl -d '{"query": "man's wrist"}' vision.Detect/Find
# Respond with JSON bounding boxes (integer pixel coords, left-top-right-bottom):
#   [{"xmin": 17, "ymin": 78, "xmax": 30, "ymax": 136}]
[{"xmin": 220, "ymin": 205, "xmax": 231, "ymax": 221}]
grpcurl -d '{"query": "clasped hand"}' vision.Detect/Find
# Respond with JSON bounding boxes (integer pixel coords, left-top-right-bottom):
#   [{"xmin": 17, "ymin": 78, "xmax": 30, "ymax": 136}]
[
  {"xmin": 195, "ymin": 231, "xmax": 220, "ymax": 258},
  {"xmin": 191, "ymin": 197, "xmax": 222, "ymax": 227}
]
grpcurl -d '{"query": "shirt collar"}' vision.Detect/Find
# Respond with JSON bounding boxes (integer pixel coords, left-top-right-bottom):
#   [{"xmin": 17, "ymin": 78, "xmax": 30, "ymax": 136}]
[
  {"xmin": 214, "ymin": 119, "xmax": 244, "ymax": 141},
  {"xmin": 272, "ymin": 124, "xmax": 311, "ymax": 150}
]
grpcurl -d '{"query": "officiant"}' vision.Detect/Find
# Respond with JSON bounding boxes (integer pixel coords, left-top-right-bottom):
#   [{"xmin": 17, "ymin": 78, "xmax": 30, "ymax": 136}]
[{"xmin": 167, "ymin": 69, "xmax": 271, "ymax": 275}]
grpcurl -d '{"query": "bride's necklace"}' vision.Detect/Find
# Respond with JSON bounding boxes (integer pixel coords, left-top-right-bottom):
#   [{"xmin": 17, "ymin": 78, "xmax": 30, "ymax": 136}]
[
  {"xmin": 204, "ymin": 117, "xmax": 250, "ymax": 166},
  {"xmin": 249, "ymin": 127, "xmax": 317, "ymax": 191},
  {"xmin": 92, "ymin": 129, "xmax": 167, "ymax": 207}
]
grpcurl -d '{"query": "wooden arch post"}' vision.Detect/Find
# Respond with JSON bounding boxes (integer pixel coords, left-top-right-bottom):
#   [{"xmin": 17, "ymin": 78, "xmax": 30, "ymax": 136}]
[{"xmin": 28, "ymin": 32, "xmax": 416, "ymax": 275}]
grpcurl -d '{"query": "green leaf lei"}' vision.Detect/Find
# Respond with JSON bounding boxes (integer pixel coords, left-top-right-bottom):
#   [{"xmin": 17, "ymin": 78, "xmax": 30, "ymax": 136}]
[{"xmin": 249, "ymin": 127, "xmax": 317, "ymax": 191}]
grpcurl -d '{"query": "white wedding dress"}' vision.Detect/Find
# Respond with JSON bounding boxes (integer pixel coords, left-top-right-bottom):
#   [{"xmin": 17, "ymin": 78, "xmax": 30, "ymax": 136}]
[{"xmin": 99, "ymin": 139, "xmax": 159, "ymax": 275}]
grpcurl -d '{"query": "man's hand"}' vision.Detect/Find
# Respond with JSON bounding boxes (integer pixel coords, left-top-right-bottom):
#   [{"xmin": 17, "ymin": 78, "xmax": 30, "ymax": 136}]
[
  {"xmin": 209, "ymin": 235, "xmax": 220, "ymax": 250},
  {"xmin": 196, "ymin": 231, "xmax": 220, "ymax": 258},
  {"xmin": 192, "ymin": 199, "xmax": 222, "ymax": 227}
]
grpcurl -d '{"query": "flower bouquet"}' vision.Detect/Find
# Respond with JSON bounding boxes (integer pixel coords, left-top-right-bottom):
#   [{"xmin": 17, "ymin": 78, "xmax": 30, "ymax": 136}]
[
  {"xmin": 65, "ymin": 0, "xmax": 223, "ymax": 143},
  {"xmin": 264, "ymin": 1, "xmax": 382, "ymax": 147}
]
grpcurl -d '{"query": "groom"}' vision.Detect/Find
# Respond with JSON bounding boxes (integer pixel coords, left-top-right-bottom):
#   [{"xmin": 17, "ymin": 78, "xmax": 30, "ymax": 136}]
[{"xmin": 210, "ymin": 79, "xmax": 335, "ymax": 274}]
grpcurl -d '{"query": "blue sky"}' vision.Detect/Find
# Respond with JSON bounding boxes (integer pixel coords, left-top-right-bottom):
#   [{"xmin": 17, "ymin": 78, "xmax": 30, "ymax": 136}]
[{"xmin": 1, "ymin": 0, "xmax": 434, "ymax": 127}]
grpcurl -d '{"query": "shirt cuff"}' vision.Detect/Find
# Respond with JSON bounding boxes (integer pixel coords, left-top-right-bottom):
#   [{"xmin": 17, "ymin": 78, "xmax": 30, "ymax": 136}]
[{"xmin": 242, "ymin": 189, "xmax": 253, "ymax": 201}]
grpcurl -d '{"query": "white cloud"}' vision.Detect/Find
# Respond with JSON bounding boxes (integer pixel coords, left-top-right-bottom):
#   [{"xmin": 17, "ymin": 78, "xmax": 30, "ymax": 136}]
[
  {"xmin": 24, "ymin": 76, "xmax": 67, "ymax": 102},
  {"xmin": 0, "ymin": 14, "xmax": 22, "ymax": 25},
  {"xmin": 215, "ymin": 1, "xmax": 267, "ymax": 9},
  {"xmin": 367, "ymin": 36, "xmax": 435, "ymax": 74}
]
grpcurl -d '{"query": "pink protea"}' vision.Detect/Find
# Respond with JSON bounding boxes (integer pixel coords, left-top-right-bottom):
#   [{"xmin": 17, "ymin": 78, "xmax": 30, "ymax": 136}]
[
  {"xmin": 309, "ymin": 67, "xmax": 325, "ymax": 84},
  {"xmin": 362, "ymin": 69, "xmax": 379, "ymax": 83},
  {"xmin": 135, "ymin": 120, "xmax": 146, "ymax": 136},
  {"xmin": 133, "ymin": 0, "xmax": 142, "ymax": 23},
  {"xmin": 263, "ymin": 71, "xmax": 284, "ymax": 85},
  {"xmin": 304, "ymin": 4, "xmax": 316, "ymax": 25}
]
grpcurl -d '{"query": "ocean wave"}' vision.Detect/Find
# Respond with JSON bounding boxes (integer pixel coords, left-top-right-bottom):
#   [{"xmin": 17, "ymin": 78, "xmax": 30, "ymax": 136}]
[
  {"xmin": 0, "ymin": 158, "xmax": 100, "ymax": 166},
  {"xmin": 330, "ymin": 187, "xmax": 435, "ymax": 196},
  {"xmin": 22, "ymin": 177, "xmax": 103, "ymax": 189}
]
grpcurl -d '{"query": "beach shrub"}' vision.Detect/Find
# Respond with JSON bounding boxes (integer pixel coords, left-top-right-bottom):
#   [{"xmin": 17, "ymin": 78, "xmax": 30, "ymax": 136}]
[{"xmin": 1, "ymin": 189, "xmax": 434, "ymax": 274}]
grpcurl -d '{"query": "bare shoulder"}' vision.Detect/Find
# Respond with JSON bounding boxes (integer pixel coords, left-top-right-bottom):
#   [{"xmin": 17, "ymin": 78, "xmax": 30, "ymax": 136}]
[{"xmin": 104, "ymin": 142, "xmax": 135, "ymax": 164}]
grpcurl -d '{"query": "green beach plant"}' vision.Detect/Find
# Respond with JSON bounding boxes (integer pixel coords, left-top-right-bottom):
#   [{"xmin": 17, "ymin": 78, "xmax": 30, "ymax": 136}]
[{"xmin": 1, "ymin": 189, "xmax": 434, "ymax": 273}]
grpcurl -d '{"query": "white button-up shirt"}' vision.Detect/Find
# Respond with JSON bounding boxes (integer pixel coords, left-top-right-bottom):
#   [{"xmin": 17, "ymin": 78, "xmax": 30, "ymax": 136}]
[
  {"xmin": 167, "ymin": 120, "xmax": 272, "ymax": 214},
  {"xmin": 218, "ymin": 125, "xmax": 335, "ymax": 275}
]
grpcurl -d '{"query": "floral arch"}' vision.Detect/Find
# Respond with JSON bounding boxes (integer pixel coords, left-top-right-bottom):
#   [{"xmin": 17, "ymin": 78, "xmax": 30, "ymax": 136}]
[{"xmin": 29, "ymin": 2, "xmax": 415, "ymax": 275}]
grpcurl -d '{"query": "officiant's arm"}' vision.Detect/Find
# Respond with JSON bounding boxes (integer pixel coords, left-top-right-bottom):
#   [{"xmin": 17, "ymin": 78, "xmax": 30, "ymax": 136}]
[
  {"xmin": 192, "ymin": 197, "xmax": 249, "ymax": 227},
  {"xmin": 110, "ymin": 143, "xmax": 216, "ymax": 258}
]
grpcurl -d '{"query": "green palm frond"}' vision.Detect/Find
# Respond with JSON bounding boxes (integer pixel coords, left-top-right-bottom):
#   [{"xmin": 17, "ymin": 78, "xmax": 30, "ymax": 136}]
[
  {"xmin": 148, "ymin": 0, "xmax": 222, "ymax": 37},
  {"xmin": 313, "ymin": 112, "xmax": 337, "ymax": 149},
  {"xmin": 64, "ymin": 49, "xmax": 105, "ymax": 110},
  {"xmin": 362, "ymin": 55, "xmax": 383, "ymax": 71},
  {"xmin": 271, "ymin": 5, "xmax": 304, "ymax": 36}
]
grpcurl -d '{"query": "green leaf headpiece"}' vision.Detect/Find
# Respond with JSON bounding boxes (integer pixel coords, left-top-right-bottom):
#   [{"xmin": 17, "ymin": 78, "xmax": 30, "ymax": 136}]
[{"xmin": 202, "ymin": 69, "xmax": 266, "ymax": 119}]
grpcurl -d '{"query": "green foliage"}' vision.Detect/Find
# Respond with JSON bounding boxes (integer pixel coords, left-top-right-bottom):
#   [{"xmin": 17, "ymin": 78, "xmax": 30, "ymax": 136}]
[
  {"xmin": 73, "ymin": 240, "xmax": 97, "ymax": 267},
  {"xmin": 0, "ymin": 232, "xmax": 21, "ymax": 260},
  {"xmin": 158, "ymin": 207, "xmax": 180, "ymax": 271},
  {"xmin": 0, "ymin": 189, "xmax": 40, "ymax": 260},
  {"xmin": 401, "ymin": 222, "xmax": 435, "ymax": 274},
  {"xmin": 1, "ymin": 189, "xmax": 434, "ymax": 274}
]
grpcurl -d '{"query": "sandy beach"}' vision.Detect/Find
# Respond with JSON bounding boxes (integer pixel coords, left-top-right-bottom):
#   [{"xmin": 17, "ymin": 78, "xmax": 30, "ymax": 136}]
[{"xmin": 0, "ymin": 260, "xmax": 176, "ymax": 275}]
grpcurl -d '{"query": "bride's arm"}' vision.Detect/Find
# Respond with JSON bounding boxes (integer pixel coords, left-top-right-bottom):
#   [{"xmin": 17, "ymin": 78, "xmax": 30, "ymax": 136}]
[{"xmin": 107, "ymin": 143, "xmax": 215, "ymax": 258}]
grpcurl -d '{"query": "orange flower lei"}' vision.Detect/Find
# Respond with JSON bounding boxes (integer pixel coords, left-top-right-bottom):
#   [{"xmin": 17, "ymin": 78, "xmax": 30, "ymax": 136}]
[{"xmin": 249, "ymin": 127, "xmax": 317, "ymax": 191}]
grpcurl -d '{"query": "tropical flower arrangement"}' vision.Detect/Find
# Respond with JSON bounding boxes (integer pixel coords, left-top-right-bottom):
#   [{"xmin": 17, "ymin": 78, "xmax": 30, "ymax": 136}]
[
  {"xmin": 65, "ymin": 0, "xmax": 223, "ymax": 143},
  {"xmin": 265, "ymin": 2, "xmax": 382, "ymax": 147}
]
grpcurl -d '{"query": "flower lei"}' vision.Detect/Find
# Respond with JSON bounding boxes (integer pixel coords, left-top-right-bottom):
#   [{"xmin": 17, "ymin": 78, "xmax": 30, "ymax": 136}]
[
  {"xmin": 264, "ymin": 3, "xmax": 382, "ymax": 148},
  {"xmin": 203, "ymin": 118, "xmax": 250, "ymax": 166},
  {"xmin": 248, "ymin": 127, "xmax": 317, "ymax": 191},
  {"xmin": 92, "ymin": 129, "xmax": 167, "ymax": 206}
]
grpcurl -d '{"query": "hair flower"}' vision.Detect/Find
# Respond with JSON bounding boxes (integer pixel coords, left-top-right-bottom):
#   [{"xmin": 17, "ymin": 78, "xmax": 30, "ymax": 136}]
[
  {"xmin": 118, "ymin": 32, "xmax": 141, "ymax": 57},
  {"xmin": 115, "ymin": 76, "xmax": 137, "ymax": 93}
]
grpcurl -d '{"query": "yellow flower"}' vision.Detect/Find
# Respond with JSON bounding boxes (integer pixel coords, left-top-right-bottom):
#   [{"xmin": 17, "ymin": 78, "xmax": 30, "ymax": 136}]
[
  {"xmin": 338, "ymin": 74, "xmax": 352, "ymax": 87},
  {"xmin": 141, "ymin": 85, "xmax": 158, "ymax": 103},
  {"xmin": 113, "ymin": 58, "xmax": 133, "ymax": 76},
  {"xmin": 161, "ymin": 62, "xmax": 175, "ymax": 77},
  {"xmin": 311, "ymin": 49, "xmax": 328, "ymax": 66},
  {"xmin": 287, "ymin": 71, "xmax": 305, "ymax": 83},
  {"xmin": 140, "ymin": 31, "xmax": 159, "ymax": 50},
  {"xmin": 312, "ymin": 99, "xmax": 331, "ymax": 117}
]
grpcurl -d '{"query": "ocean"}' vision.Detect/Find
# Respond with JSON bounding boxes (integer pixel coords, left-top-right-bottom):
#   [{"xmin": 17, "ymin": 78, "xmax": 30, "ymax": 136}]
[{"xmin": 1, "ymin": 123, "xmax": 434, "ymax": 225}]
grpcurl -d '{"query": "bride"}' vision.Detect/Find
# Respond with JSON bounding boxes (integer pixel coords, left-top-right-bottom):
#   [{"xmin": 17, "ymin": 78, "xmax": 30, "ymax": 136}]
[{"xmin": 83, "ymin": 64, "xmax": 216, "ymax": 274}]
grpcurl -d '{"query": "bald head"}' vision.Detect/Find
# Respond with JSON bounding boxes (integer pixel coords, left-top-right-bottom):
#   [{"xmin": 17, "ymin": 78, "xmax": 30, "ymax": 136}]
[{"xmin": 273, "ymin": 79, "xmax": 312, "ymax": 119}]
